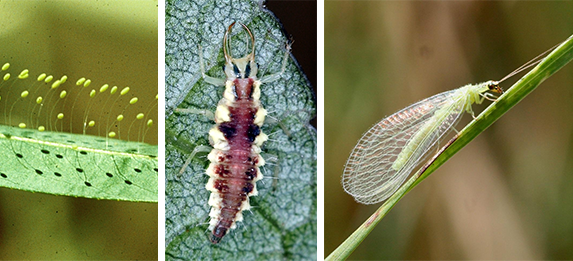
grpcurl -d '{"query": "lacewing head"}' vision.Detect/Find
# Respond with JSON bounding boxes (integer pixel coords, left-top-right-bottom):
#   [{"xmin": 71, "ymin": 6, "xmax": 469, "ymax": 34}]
[{"xmin": 486, "ymin": 80, "xmax": 504, "ymax": 94}]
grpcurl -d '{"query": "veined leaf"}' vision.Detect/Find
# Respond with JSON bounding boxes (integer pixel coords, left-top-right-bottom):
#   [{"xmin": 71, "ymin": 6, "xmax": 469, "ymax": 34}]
[
  {"xmin": 166, "ymin": 0, "xmax": 317, "ymax": 259},
  {"xmin": 0, "ymin": 124, "xmax": 158, "ymax": 202}
]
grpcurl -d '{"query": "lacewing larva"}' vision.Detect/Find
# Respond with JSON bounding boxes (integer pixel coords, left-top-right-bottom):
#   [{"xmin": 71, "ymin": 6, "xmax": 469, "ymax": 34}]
[
  {"xmin": 179, "ymin": 22, "xmax": 290, "ymax": 243},
  {"xmin": 342, "ymin": 39, "xmax": 563, "ymax": 205}
]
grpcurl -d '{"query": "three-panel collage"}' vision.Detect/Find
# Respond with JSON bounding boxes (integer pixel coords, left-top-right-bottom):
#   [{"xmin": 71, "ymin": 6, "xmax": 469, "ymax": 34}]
[{"xmin": 0, "ymin": 0, "xmax": 572, "ymax": 260}]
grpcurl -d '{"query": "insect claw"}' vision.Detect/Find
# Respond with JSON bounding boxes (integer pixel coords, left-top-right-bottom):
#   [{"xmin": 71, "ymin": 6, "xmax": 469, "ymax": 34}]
[{"xmin": 224, "ymin": 22, "xmax": 255, "ymax": 62}]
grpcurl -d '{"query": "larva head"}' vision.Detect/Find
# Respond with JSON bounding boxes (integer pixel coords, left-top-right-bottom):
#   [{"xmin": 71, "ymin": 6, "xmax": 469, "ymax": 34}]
[
  {"xmin": 486, "ymin": 80, "xmax": 504, "ymax": 94},
  {"xmin": 223, "ymin": 22, "xmax": 258, "ymax": 80}
]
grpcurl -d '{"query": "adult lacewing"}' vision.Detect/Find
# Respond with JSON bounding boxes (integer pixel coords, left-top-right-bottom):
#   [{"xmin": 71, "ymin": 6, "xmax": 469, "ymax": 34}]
[{"xmin": 342, "ymin": 39, "xmax": 564, "ymax": 205}]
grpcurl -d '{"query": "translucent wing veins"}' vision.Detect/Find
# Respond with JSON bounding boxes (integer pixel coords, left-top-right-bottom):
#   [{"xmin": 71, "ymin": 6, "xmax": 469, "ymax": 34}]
[{"xmin": 343, "ymin": 88, "xmax": 469, "ymax": 204}]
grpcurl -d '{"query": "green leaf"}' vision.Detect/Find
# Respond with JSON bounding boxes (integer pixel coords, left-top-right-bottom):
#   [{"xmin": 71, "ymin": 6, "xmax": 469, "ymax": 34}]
[
  {"xmin": 165, "ymin": 0, "xmax": 316, "ymax": 259},
  {"xmin": 0, "ymin": 125, "xmax": 158, "ymax": 202},
  {"xmin": 327, "ymin": 34, "xmax": 573, "ymax": 260}
]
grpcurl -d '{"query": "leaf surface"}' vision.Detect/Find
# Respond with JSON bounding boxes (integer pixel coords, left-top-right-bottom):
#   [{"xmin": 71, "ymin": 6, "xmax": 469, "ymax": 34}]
[{"xmin": 0, "ymin": 125, "xmax": 158, "ymax": 202}]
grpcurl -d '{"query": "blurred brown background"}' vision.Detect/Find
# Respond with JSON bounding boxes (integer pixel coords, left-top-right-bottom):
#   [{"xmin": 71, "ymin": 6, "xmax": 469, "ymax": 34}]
[
  {"xmin": 326, "ymin": 1, "xmax": 573, "ymax": 259},
  {"xmin": 0, "ymin": 1, "xmax": 157, "ymax": 259}
]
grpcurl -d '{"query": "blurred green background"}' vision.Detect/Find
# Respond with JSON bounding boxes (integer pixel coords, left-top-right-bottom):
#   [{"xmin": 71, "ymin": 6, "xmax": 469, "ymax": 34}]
[
  {"xmin": 326, "ymin": 1, "xmax": 573, "ymax": 259},
  {"xmin": 0, "ymin": 1, "xmax": 157, "ymax": 259}
]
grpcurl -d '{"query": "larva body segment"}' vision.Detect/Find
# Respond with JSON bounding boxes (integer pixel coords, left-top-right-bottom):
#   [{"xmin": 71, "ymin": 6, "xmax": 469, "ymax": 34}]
[{"xmin": 205, "ymin": 22, "xmax": 268, "ymax": 244}]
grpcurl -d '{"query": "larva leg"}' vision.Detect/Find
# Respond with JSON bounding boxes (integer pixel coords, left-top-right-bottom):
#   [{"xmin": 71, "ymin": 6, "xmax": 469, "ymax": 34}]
[
  {"xmin": 174, "ymin": 108, "xmax": 215, "ymax": 121},
  {"xmin": 259, "ymin": 43, "xmax": 291, "ymax": 84},
  {"xmin": 178, "ymin": 145, "xmax": 212, "ymax": 176},
  {"xmin": 266, "ymin": 109, "xmax": 315, "ymax": 140},
  {"xmin": 269, "ymin": 155, "xmax": 282, "ymax": 192},
  {"xmin": 256, "ymin": 151, "xmax": 281, "ymax": 192},
  {"xmin": 198, "ymin": 45, "xmax": 225, "ymax": 86},
  {"xmin": 264, "ymin": 114, "xmax": 292, "ymax": 138}
]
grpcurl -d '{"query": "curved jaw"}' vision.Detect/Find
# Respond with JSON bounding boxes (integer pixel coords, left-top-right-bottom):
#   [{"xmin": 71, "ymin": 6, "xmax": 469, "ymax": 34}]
[{"xmin": 222, "ymin": 22, "xmax": 258, "ymax": 80}]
